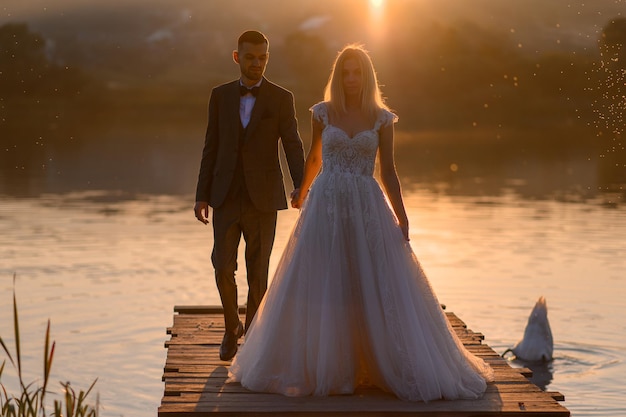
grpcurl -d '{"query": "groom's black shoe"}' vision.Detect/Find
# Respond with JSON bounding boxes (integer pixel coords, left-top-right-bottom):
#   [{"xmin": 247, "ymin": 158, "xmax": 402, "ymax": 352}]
[{"xmin": 219, "ymin": 321, "xmax": 244, "ymax": 361}]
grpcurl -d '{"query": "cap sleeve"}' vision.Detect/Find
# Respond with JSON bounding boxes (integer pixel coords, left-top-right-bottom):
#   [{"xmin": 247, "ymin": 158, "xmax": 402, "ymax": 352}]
[
  {"xmin": 309, "ymin": 102, "xmax": 329, "ymax": 126},
  {"xmin": 375, "ymin": 108, "xmax": 398, "ymax": 130}
]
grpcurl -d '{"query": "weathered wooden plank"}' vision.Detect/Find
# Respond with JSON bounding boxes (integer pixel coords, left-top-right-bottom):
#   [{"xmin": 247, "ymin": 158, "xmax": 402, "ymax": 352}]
[
  {"xmin": 175, "ymin": 305, "xmax": 454, "ymax": 315},
  {"xmin": 160, "ymin": 394, "xmax": 565, "ymax": 409},
  {"xmin": 162, "ymin": 364, "xmax": 536, "ymax": 379},
  {"xmin": 161, "ymin": 374, "xmax": 535, "ymax": 394},
  {"xmin": 174, "ymin": 305, "xmax": 247, "ymax": 314},
  {"xmin": 161, "ymin": 377, "xmax": 546, "ymax": 396},
  {"xmin": 159, "ymin": 393, "xmax": 570, "ymax": 415},
  {"xmin": 546, "ymin": 392, "xmax": 565, "ymax": 402},
  {"xmin": 166, "ymin": 334, "xmax": 484, "ymax": 348},
  {"xmin": 162, "ymin": 382, "xmax": 558, "ymax": 402}
]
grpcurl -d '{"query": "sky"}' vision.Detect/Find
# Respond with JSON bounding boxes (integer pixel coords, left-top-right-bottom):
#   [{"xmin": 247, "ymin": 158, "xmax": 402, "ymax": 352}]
[{"xmin": 2, "ymin": 0, "xmax": 623, "ymax": 43}]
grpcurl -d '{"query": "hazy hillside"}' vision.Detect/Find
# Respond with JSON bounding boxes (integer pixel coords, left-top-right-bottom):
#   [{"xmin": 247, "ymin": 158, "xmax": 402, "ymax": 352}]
[
  {"xmin": 2, "ymin": 0, "xmax": 621, "ymax": 76},
  {"xmin": 1, "ymin": 0, "xmax": 623, "ymax": 132}
]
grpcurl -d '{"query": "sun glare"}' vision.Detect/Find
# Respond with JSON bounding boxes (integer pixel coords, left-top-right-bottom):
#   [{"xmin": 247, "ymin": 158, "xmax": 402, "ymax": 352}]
[{"xmin": 369, "ymin": 0, "xmax": 387, "ymax": 41}]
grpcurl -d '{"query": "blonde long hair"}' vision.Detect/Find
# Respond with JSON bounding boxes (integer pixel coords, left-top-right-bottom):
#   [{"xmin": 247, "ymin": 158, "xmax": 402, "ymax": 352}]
[{"xmin": 323, "ymin": 44, "xmax": 389, "ymax": 120}]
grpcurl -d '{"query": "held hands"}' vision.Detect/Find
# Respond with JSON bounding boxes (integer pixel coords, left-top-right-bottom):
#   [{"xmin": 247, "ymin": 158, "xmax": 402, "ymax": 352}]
[
  {"xmin": 290, "ymin": 188, "xmax": 303, "ymax": 209},
  {"xmin": 194, "ymin": 201, "xmax": 210, "ymax": 224}
]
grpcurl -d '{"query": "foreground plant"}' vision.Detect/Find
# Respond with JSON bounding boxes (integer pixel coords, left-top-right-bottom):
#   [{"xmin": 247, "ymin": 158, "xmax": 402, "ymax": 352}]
[{"xmin": 0, "ymin": 278, "xmax": 99, "ymax": 417}]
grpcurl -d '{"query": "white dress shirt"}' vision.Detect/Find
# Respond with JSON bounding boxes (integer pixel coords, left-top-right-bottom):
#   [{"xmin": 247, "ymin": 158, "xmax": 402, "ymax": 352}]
[{"xmin": 240, "ymin": 80, "xmax": 262, "ymax": 129}]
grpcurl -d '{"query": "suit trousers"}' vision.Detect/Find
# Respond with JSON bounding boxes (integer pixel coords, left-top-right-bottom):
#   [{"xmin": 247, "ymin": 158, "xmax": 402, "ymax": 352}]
[{"xmin": 211, "ymin": 184, "xmax": 277, "ymax": 334}]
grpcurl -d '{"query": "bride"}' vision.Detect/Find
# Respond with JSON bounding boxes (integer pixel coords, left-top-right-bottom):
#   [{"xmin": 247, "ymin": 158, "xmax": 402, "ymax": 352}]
[{"xmin": 228, "ymin": 44, "xmax": 494, "ymax": 402}]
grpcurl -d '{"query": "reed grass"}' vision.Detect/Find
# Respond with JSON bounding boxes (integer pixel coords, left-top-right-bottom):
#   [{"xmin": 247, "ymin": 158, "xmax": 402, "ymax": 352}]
[{"xmin": 0, "ymin": 275, "xmax": 99, "ymax": 417}]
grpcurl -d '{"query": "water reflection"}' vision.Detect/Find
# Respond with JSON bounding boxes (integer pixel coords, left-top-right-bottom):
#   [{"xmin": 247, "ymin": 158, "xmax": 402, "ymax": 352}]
[
  {"xmin": 394, "ymin": 129, "xmax": 625, "ymax": 205},
  {"xmin": 1, "ymin": 185, "xmax": 624, "ymax": 417},
  {"xmin": 507, "ymin": 358, "xmax": 554, "ymax": 390},
  {"xmin": 1, "ymin": 120, "xmax": 624, "ymax": 205},
  {"xmin": 506, "ymin": 341, "xmax": 625, "ymax": 393},
  {"xmin": 556, "ymin": 343, "xmax": 623, "ymax": 377}
]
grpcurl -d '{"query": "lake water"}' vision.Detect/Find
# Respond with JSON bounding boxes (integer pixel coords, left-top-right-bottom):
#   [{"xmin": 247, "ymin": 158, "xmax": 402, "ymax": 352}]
[{"xmin": 0, "ymin": 128, "xmax": 625, "ymax": 416}]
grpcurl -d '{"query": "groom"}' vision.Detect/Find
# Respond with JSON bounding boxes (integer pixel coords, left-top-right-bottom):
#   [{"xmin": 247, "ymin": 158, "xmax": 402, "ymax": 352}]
[{"xmin": 194, "ymin": 30, "xmax": 305, "ymax": 361}]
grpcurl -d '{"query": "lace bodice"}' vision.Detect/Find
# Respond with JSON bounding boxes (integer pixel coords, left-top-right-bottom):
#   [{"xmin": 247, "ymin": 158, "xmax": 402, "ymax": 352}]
[{"xmin": 311, "ymin": 102, "xmax": 397, "ymax": 177}]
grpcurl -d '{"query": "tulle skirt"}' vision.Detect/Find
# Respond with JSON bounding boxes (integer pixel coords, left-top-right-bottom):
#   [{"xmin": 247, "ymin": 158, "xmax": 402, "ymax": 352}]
[{"xmin": 228, "ymin": 171, "xmax": 493, "ymax": 402}]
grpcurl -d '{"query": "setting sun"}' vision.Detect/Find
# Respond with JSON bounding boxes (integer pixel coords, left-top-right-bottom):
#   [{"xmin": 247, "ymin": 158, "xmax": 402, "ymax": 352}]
[{"xmin": 368, "ymin": 0, "xmax": 387, "ymax": 41}]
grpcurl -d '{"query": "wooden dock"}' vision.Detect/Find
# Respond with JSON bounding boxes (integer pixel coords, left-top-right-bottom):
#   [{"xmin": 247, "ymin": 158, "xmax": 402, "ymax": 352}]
[{"xmin": 158, "ymin": 306, "xmax": 570, "ymax": 416}]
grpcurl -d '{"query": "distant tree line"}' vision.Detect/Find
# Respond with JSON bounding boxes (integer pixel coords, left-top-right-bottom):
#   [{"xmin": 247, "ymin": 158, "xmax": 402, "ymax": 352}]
[
  {"xmin": 0, "ymin": 17, "xmax": 624, "ymax": 135},
  {"xmin": 0, "ymin": 23, "xmax": 91, "ymax": 97},
  {"xmin": 376, "ymin": 16, "xmax": 625, "ymax": 133},
  {"xmin": 0, "ymin": 12, "xmax": 623, "ymax": 196}
]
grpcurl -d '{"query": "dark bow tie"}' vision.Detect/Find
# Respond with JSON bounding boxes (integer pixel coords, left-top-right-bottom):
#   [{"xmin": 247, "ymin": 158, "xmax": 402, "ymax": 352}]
[{"xmin": 240, "ymin": 85, "xmax": 260, "ymax": 97}]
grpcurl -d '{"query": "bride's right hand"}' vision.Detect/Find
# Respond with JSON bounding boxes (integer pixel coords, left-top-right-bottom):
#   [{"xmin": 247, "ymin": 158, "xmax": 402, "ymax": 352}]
[{"xmin": 399, "ymin": 220, "xmax": 410, "ymax": 241}]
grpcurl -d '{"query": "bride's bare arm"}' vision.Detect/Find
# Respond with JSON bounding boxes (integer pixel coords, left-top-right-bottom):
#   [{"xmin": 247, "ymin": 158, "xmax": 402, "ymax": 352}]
[
  {"xmin": 378, "ymin": 122, "xmax": 410, "ymax": 240},
  {"xmin": 291, "ymin": 115, "xmax": 323, "ymax": 208}
]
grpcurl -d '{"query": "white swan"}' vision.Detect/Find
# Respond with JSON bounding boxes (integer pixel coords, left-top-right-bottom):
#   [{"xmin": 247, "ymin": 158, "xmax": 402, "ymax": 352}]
[{"xmin": 506, "ymin": 296, "xmax": 554, "ymax": 362}]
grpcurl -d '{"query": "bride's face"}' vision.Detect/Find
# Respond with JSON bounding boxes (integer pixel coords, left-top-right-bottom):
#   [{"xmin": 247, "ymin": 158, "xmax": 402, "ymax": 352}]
[{"xmin": 342, "ymin": 58, "xmax": 362, "ymax": 97}]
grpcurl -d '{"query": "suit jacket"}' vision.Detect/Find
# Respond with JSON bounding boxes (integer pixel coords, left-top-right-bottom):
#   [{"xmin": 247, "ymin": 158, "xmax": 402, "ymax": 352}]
[{"xmin": 195, "ymin": 77, "xmax": 305, "ymax": 212}]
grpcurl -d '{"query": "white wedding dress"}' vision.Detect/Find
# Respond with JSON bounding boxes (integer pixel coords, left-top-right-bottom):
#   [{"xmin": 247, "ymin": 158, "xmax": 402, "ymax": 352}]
[{"xmin": 228, "ymin": 102, "xmax": 494, "ymax": 402}]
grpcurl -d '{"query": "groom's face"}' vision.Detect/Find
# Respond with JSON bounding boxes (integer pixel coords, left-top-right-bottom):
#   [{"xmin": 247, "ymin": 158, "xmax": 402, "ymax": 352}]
[{"xmin": 234, "ymin": 42, "xmax": 269, "ymax": 85}]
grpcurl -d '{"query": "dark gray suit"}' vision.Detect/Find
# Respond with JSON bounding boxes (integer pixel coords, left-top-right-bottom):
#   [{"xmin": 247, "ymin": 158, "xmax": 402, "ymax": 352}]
[{"xmin": 195, "ymin": 77, "xmax": 305, "ymax": 333}]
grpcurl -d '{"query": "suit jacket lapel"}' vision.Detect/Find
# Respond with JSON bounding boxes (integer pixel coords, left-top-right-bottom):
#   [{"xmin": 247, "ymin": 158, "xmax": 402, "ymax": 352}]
[{"xmin": 225, "ymin": 81, "xmax": 241, "ymax": 137}]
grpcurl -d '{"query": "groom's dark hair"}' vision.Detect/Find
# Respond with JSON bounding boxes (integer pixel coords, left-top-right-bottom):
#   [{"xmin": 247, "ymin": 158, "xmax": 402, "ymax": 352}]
[{"xmin": 238, "ymin": 30, "xmax": 269, "ymax": 49}]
